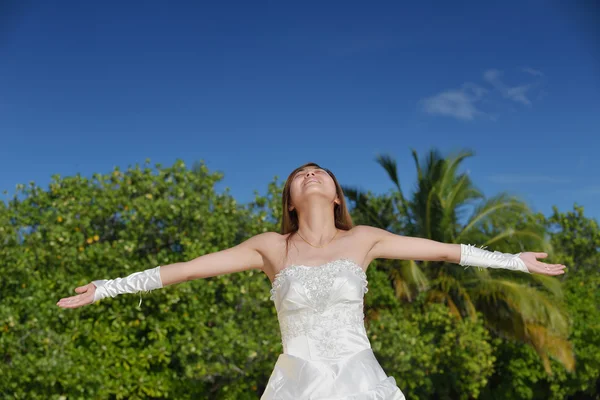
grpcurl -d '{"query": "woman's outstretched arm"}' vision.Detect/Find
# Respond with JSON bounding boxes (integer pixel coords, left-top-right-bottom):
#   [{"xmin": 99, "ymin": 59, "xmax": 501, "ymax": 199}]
[
  {"xmin": 56, "ymin": 232, "xmax": 277, "ymax": 309},
  {"xmin": 359, "ymin": 225, "xmax": 566, "ymax": 276}
]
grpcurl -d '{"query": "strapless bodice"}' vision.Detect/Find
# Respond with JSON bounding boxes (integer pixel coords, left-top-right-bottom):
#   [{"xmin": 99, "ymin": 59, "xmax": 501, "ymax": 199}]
[{"xmin": 269, "ymin": 258, "xmax": 370, "ymax": 360}]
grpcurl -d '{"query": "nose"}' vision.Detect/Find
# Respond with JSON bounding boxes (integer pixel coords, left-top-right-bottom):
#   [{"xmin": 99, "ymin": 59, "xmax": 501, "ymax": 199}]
[{"xmin": 304, "ymin": 170, "xmax": 319, "ymax": 180}]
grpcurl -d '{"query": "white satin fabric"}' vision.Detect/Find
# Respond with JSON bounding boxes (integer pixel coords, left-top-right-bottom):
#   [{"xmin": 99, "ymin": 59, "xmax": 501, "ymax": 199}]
[
  {"xmin": 459, "ymin": 244, "xmax": 529, "ymax": 272},
  {"xmin": 262, "ymin": 258, "xmax": 405, "ymax": 400},
  {"xmin": 92, "ymin": 266, "xmax": 163, "ymax": 303}
]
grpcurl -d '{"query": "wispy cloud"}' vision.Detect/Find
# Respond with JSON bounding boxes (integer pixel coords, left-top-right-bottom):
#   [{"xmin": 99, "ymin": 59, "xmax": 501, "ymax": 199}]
[
  {"xmin": 522, "ymin": 67, "xmax": 544, "ymax": 77},
  {"xmin": 420, "ymin": 67, "xmax": 545, "ymax": 121},
  {"xmin": 487, "ymin": 174, "xmax": 571, "ymax": 184},
  {"xmin": 420, "ymin": 83, "xmax": 488, "ymax": 121},
  {"xmin": 484, "ymin": 69, "xmax": 533, "ymax": 106}
]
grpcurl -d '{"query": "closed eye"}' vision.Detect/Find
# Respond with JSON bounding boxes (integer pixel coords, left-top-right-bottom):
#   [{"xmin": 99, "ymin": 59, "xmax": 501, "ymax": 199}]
[{"xmin": 295, "ymin": 169, "xmax": 324, "ymax": 178}]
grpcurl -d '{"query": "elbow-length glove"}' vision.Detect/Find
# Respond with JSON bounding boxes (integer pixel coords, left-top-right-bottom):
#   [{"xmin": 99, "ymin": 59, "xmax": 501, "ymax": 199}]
[
  {"xmin": 92, "ymin": 266, "xmax": 163, "ymax": 303},
  {"xmin": 459, "ymin": 244, "xmax": 529, "ymax": 273}
]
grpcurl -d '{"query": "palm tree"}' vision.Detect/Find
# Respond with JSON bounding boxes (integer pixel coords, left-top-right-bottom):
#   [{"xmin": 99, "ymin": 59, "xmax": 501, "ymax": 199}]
[{"xmin": 343, "ymin": 149, "xmax": 574, "ymax": 373}]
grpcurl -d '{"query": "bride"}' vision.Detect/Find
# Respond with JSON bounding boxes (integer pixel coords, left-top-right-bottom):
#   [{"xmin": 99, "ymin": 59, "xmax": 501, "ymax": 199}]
[{"xmin": 57, "ymin": 162, "xmax": 566, "ymax": 399}]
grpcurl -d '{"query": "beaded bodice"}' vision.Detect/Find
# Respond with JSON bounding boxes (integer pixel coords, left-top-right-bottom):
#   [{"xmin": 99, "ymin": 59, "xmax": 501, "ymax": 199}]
[{"xmin": 269, "ymin": 258, "xmax": 371, "ymax": 361}]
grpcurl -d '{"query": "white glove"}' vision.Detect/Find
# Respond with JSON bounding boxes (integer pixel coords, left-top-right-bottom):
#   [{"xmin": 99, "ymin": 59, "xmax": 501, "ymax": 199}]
[
  {"xmin": 92, "ymin": 266, "xmax": 163, "ymax": 303},
  {"xmin": 459, "ymin": 244, "xmax": 529, "ymax": 273}
]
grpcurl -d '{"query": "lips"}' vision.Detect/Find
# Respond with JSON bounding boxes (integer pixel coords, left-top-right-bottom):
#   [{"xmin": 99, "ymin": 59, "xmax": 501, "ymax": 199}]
[{"xmin": 304, "ymin": 179, "xmax": 320, "ymax": 186}]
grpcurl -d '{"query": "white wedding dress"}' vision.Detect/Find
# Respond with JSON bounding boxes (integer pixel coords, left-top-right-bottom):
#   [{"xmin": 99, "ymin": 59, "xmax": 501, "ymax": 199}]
[{"xmin": 261, "ymin": 258, "xmax": 405, "ymax": 400}]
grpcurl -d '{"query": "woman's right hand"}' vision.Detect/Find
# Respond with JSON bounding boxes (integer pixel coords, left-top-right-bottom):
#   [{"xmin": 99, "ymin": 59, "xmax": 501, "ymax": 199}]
[{"xmin": 56, "ymin": 282, "xmax": 97, "ymax": 309}]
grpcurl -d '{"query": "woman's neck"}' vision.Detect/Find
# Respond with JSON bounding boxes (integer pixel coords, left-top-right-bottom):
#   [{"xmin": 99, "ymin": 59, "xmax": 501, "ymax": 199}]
[{"xmin": 296, "ymin": 209, "xmax": 337, "ymax": 245}]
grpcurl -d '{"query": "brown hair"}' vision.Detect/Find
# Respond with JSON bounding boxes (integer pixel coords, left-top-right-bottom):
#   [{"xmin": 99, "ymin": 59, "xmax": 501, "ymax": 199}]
[{"xmin": 281, "ymin": 162, "xmax": 354, "ymax": 257}]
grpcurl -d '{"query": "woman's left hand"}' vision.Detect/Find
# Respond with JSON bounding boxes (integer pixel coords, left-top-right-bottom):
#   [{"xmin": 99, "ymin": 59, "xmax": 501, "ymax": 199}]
[{"xmin": 519, "ymin": 252, "xmax": 566, "ymax": 275}]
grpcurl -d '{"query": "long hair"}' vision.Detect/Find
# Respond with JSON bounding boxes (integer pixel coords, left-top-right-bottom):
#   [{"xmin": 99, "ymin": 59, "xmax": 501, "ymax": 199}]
[{"xmin": 281, "ymin": 162, "xmax": 354, "ymax": 258}]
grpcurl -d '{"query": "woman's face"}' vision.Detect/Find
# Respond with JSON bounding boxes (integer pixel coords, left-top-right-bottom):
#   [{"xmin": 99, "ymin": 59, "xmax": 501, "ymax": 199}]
[{"xmin": 289, "ymin": 166, "xmax": 339, "ymax": 211}]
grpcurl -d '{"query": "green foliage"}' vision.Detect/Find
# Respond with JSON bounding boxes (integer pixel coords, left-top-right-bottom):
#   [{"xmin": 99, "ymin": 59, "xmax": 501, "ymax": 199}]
[
  {"xmin": 545, "ymin": 204, "xmax": 600, "ymax": 272},
  {"xmin": 367, "ymin": 294, "xmax": 495, "ymax": 399},
  {"xmin": 0, "ymin": 160, "xmax": 281, "ymax": 399},
  {"xmin": 481, "ymin": 269, "xmax": 600, "ymax": 400},
  {"xmin": 345, "ymin": 149, "xmax": 574, "ymax": 373},
  {"xmin": 483, "ymin": 207, "xmax": 600, "ymax": 399},
  {"xmin": 357, "ymin": 266, "xmax": 495, "ymax": 400},
  {"xmin": 0, "ymin": 156, "xmax": 598, "ymax": 399}
]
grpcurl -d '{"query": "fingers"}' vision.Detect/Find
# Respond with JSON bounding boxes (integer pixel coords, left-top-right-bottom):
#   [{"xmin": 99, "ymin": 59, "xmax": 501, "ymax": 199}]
[
  {"xmin": 57, "ymin": 283, "xmax": 96, "ymax": 309},
  {"xmin": 545, "ymin": 267, "xmax": 565, "ymax": 275},
  {"xmin": 548, "ymin": 262, "xmax": 566, "ymax": 270},
  {"xmin": 535, "ymin": 261, "xmax": 567, "ymax": 275},
  {"xmin": 57, "ymin": 299, "xmax": 83, "ymax": 308},
  {"xmin": 534, "ymin": 252, "xmax": 548, "ymax": 259},
  {"xmin": 56, "ymin": 293, "xmax": 91, "ymax": 309}
]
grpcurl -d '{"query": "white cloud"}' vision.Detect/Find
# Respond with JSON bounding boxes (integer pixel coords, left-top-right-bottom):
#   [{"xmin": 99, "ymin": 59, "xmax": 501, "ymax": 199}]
[
  {"xmin": 484, "ymin": 69, "xmax": 533, "ymax": 106},
  {"xmin": 420, "ymin": 68, "xmax": 545, "ymax": 121},
  {"xmin": 420, "ymin": 84, "xmax": 488, "ymax": 121}
]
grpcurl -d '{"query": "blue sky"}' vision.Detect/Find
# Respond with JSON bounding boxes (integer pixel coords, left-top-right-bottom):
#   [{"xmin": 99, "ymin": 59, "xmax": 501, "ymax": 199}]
[{"xmin": 1, "ymin": 1, "xmax": 599, "ymax": 224}]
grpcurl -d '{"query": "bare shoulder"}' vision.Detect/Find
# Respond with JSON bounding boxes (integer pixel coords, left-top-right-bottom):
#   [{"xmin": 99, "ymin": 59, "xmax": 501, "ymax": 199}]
[
  {"xmin": 350, "ymin": 225, "xmax": 388, "ymax": 241},
  {"xmin": 246, "ymin": 231, "xmax": 283, "ymax": 246},
  {"xmin": 245, "ymin": 231, "xmax": 284, "ymax": 256}
]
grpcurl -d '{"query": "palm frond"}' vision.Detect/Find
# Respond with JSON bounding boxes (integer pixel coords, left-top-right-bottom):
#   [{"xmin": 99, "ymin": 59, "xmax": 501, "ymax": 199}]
[
  {"xmin": 526, "ymin": 323, "xmax": 575, "ymax": 373},
  {"xmin": 481, "ymin": 229, "xmax": 545, "ymax": 247},
  {"xmin": 472, "ymin": 278, "xmax": 569, "ymax": 336},
  {"xmin": 427, "ymin": 290, "xmax": 462, "ymax": 319},
  {"xmin": 530, "ymin": 274, "xmax": 564, "ymax": 300},
  {"xmin": 457, "ymin": 195, "xmax": 531, "ymax": 242},
  {"xmin": 403, "ymin": 260, "xmax": 429, "ymax": 292},
  {"xmin": 425, "ymin": 188, "xmax": 438, "ymax": 239},
  {"xmin": 410, "ymin": 148, "xmax": 423, "ymax": 181},
  {"xmin": 375, "ymin": 154, "xmax": 410, "ymax": 218},
  {"xmin": 389, "ymin": 260, "xmax": 429, "ymax": 302},
  {"xmin": 433, "ymin": 273, "xmax": 478, "ymax": 320},
  {"xmin": 443, "ymin": 173, "xmax": 477, "ymax": 214},
  {"xmin": 375, "ymin": 154, "xmax": 401, "ymax": 193},
  {"xmin": 342, "ymin": 185, "xmax": 390, "ymax": 229},
  {"xmin": 438, "ymin": 150, "xmax": 475, "ymax": 197},
  {"xmin": 365, "ymin": 148, "xmax": 573, "ymax": 374}
]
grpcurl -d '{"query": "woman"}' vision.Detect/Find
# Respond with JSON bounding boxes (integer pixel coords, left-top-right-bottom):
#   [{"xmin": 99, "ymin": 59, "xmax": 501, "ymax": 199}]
[{"xmin": 57, "ymin": 162, "xmax": 566, "ymax": 399}]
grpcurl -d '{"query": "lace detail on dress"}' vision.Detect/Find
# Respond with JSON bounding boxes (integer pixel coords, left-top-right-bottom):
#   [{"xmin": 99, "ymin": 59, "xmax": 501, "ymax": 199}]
[
  {"xmin": 278, "ymin": 302, "xmax": 366, "ymax": 357},
  {"xmin": 268, "ymin": 259, "xmax": 369, "ymax": 358},
  {"xmin": 269, "ymin": 258, "xmax": 368, "ymax": 302}
]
